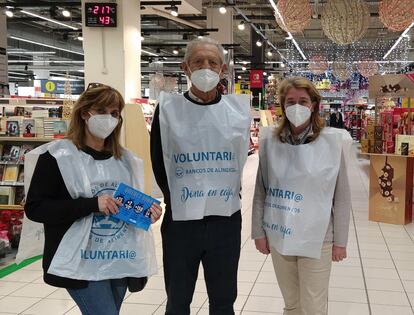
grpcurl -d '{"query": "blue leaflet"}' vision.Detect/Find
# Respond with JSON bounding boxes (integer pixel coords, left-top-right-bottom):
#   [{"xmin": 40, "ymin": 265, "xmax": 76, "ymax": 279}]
[{"xmin": 112, "ymin": 183, "xmax": 160, "ymax": 231}]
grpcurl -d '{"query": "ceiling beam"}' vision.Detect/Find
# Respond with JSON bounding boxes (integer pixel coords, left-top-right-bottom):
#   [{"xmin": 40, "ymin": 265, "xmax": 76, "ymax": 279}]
[{"xmin": 0, "ymin": 1, "xmax": 81, "ymax": 7}]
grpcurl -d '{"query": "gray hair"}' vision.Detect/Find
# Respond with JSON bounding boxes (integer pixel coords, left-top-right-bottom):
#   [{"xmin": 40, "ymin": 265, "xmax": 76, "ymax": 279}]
[{"xmin": 183, "ymin": 37, "xmax": 225, "ymax": 65}]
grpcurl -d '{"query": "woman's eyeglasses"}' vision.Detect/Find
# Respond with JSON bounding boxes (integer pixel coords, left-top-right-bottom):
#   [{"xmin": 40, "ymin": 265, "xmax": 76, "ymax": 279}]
[{"xmin": 87, "ymin": 82, "xmax": 107, "ymax": 90}]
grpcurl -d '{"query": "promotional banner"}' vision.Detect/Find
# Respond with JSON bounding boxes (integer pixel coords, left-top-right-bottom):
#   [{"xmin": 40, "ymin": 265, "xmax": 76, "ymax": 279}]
[
  {"xmin": 369, "ymin": 155, "xmax": 413, "ymax": 225},
  {"xmin": 40, "ymin": 80, "xmax": 85, "ymax": 95},
  {"xmin": 369, "ymin": 74, "xmax": 414, "ymax": 98},
  {"xmin": 250, "ymin": 70, "xmax": 264, "ymax": 89}
]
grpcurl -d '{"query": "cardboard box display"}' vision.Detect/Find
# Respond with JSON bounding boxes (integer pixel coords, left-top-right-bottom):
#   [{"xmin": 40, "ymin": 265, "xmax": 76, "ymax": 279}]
[
  {"xmin": 361, "ymin": 139, "xmax": 370, "ymax": 153},
  {"xmin": 395, "ymin": 134, "xmax": 414, "ymax": 155},
  {"xmin": 374, "ymin": 140, "xmax": 383, "ymax": 153}
]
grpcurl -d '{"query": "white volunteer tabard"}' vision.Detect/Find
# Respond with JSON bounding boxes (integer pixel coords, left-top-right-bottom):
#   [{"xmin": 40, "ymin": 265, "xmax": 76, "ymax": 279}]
[
  {"xmin": 159, "ymin": 92, "xmax": 251, "ymax": 221},
  {"xmin": 17, "ymin": 140, "xmax": 157, "ymax": 280},
  {"xmin": 260, "ymin": 127, "xmax": 352, "ymax": 259}
]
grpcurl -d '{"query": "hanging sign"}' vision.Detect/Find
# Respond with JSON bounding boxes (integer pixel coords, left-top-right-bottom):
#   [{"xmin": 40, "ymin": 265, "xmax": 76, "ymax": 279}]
[
  {"xmin": 250, "ymin": 70, "xmax": 264, "ymax": 89},
  {"xmin": 369, "ymin": 74, "xmax": 414, "ymax": 98}
]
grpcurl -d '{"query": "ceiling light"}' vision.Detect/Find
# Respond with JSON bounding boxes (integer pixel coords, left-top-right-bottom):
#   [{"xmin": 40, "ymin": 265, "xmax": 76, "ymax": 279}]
[
  {"xmin": 242, "ymin": 61, "xmax": 248, "ymax": 65},
  {"xmin": 242, "ymin": 66, "xmax": 247, "ymax": 71},
  {"xmin": 170, "ymin": 5, "xmax": 178, "ymax": 17},
  {"xmin": 5, "ymin": 10, "xmax": 13, "ymax": 18},
  {"xmin": 173, "ymin": 48, "xmax": 179, "ymax": 55},
  {"xmin": 141, "ymin": 35, "xmax": 144, "ymax": 41},
  {"xmin": 198, "ymin": 35, "xmax": 203, "ymax": 39},
  {"xmin": 20, "ymin": 10, "xmax": 78, "ymax": 30},
  {"xmin": 142, "ymin": 49, "xmax": 159, "ymax": 57},
  {"xmin": 219, "ymin": 6, "xmax": 227, "ymax": 14},
  {"xmin": 77, "ymin": 36, "xmax": 83, "ymax": 41},
  {"xmin": 223, "ymin": 49, "xmax": 228, "ymax": 54},
  {"xmin": 256, "ymin": 40, "xmax": 262, "ymax": 47},
  {"xmin": 263, "ymin": 72, "xmax": 267, "ymax": 76},
  {"xmin": 237, "ymin": 75, "xmax": 242, "ymax": 79},
  {"xmin": 62, "ymin": 9, "xmax": 71, "ymax": 17},
  {"xmin": 238, "ymin": 21, "xmax": 245, "ymax": 31},
  {"xmin": 9, "ymin": 36, "xmax": 84, "ymax": 55},
  {"xmin": 8, "ymin": 50, "xmax": 56, "ymax": 55},
  {"xmin": 267, "ymin": 50, "xmax": 273, "ymax": 57},
  {"xmin": 383, "ymin": 22, "xmax": 414, "ymax": 59},
  {"xmin": 280, "ymin": 63, "xmax": 285, "ymax": 68}
]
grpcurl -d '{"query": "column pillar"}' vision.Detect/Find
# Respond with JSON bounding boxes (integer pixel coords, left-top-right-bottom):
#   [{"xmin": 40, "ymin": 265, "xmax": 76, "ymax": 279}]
[
  {"xmin": 82, "ymin": 0, "xmax": 141, "ymax": 102},
  {"xmin": 0, "ymin": 12, "xmax": 8, "ymax": 95},
  {"xmin": 206, "ymin": 7, "xmax": 234, "ymax": 93}
]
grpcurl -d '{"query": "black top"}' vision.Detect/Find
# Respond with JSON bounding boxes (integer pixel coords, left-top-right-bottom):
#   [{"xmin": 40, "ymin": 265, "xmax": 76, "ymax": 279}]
[
  {"xmin": 150, "ymin": 91, "xmax": 235, "ymax": 226},
  {"xmin": 24, "ymin": 145, "xmax": 110, "ymax": 289}
]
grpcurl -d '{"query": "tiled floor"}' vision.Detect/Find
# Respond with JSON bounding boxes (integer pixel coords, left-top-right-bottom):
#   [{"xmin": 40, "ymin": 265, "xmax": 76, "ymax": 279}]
[{"xmin": 1, "ymin": 145, "xmax": 414, "ymax": 314}]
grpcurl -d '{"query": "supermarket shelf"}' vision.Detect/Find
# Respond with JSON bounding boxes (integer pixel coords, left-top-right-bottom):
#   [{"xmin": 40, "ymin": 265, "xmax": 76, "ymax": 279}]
[
  {"xmin": 0, "ymin": 136, "xmax": 53, "ymax": 142},
  {"xmin": 0, "ymin": 161, "xmax": 23, "ymax": 165},
  {"xmin": 0, "ymin": 181, "xmax": 24, "ymax": 186},
  {"xmin": 0, "ymin": 204, "xmax": 23, "ymax": 210}
]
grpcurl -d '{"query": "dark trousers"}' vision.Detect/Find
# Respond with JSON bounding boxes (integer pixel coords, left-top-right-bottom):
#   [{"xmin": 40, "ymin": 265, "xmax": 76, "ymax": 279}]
[{"xmin": 161, "ymin": 211, "xmax": 242, "ymax": 315}]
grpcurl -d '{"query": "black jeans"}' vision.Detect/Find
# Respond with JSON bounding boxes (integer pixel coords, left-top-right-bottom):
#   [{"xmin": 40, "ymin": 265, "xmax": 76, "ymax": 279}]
[{"xmin": 161, "ymin": 211, "xmax": 242, "ymax": 315}]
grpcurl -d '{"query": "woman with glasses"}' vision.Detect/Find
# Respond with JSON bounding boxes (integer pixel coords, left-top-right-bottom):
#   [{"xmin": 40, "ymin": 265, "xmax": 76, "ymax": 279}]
[{"xmin": 24, "ymin": 84, "xmax": 162, "ymax": 315}]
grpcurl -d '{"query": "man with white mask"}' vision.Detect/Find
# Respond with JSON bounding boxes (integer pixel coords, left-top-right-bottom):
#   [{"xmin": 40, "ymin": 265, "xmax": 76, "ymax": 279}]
[{"xmin": 150, "ymin": 38, "xmax": 251, "ymax": 315}]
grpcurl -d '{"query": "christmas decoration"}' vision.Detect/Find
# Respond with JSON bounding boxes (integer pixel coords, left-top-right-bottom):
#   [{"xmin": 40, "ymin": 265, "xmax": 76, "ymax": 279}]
[
  {"xmin": 378, "ymin": 157, "xmax": 397, "ymax": 202},
  {"xmin": 379, "ymin": 0, "xmax": 414, "ymax": 32},
  {"xmin": 358, "ymin": 60, "xmax": 379, "ymax": 78},
  {"xmin": 275, "ymin": 0, "xmax": 312, "ymax": 34},
  {"xmin": 332, "ymin": 62, "xmax": 353, "ymax": 81},
  {"xmin": 308, "ymin": 56, "xmax": 329, "ymax": 75},
  {"xmin": 62, "ymin": 72, "xmax": 74, "ymax": 119},
  {"xmin": 321, "ymin": 0, "xmax": 369, "ymax": 45}
]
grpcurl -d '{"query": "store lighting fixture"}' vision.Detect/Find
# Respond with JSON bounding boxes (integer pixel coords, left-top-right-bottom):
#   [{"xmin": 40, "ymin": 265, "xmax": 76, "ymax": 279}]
[
  {"xmin": 242, "ymin": 66, "xmax": 247, "ymax": 71},
  {"xmin": 141, "ymin": 49, "xmax": 159, "ymax": 57},
  {"xmin": 77, "ymin": 36, "xmax": 83, "ymax": 41},
  {"xmin": 267, "ymin": 50, "xmax": 273, "ymax": 57},
  {"xmin": 242, "ymin": 61, "xmax": 248, "ymax": 65},
  {"xmin": 238, "ymin": 21, "xmax": 245, "ymax": 31},
  {"xmin": 8, "ymin": 60, "xmax": 84, "ymax": 64},
  {"xmin": 280, "ymin": 63, "xmax": 285, "ymax": 68},
  {"xmin": 268, "ymin": 0, "xmax": 306, "ymax": 60},
  {"xmin": 198, "ymin": 35, "xmax": 203, "ymax": 39},
  {"xmin": 8, "ymin": 71, "xmax": 27, "ymax": 76},
  {"xmin": 9, "ymin": 36, "xmax": 84, "ymax": 55},
  {"xmin": 219, "ymin": 6, "xmax": 227, "ymax": 14},
  {"xmin": 141, "ymin": 35, "xmax": 145, "ymax": 41},
  {"xmin": 62, "ymin": 9, "xmax": 71, "ymax": 17},
  {"xmin": 256, "ymin": 40, "xmax": 262, "ymax": 47},
  {"xmin": 237, "ymin": 75, "xmax": 242, "ymax": 79},
  {"xmin": 223, "ymin": 49, "xmax": 228, "ymax": 54},
  {"xmin": 173, "ymin": 48, "xmax": 179, "ymax": 55},
  {"xmin": 170, "ymin": 5, "xmax": 178, "ymax": 17},
  {"xmin": 383, "ymin": 22, "xmax": 414, "ymax": 59},
  {"xmin": 263, "ymin": 71, "xmax": 267, "ymax": 76},
  {"xmin": 5, "ymin": 10, "xmax": 13, "ymax": 18},
  {"xmin": 8, "ymin": 50, "xmax": 56, "ymax": 55},
  {"xmin": 20, "ymin": 10, "xmax": 78, "ymax": 30}
]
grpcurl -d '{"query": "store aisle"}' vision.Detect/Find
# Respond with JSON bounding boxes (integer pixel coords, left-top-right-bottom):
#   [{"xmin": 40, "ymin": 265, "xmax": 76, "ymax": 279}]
[{"xmin": 2, "ymin": 144, "xmax": 414, "ymax": 315}]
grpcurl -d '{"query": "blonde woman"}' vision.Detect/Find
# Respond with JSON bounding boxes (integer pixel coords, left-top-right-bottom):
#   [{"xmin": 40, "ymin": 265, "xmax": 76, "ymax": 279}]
[
  {"xmin": 252, "ymin": 77, "xmax": 352, "ymax": 315},
  {"xmin": 25, "ymin": 84, "xmax": 162, "ymax": 315}
]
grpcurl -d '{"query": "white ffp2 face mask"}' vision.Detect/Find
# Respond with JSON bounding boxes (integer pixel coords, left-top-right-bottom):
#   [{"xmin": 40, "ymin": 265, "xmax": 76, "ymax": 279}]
[
  {"xmin": 189, "ymin": 68, "xmax": 221, "ymax": 92},
  {"xmin": 285, "ymin": 104, "xmax": 312, "ymax": 128},
  {"xmin": 87, "ymin": 113, "xmax": 119, "ymax": 139}
]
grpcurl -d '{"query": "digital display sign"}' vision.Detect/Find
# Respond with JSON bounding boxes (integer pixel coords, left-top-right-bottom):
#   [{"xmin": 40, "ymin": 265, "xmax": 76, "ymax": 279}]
[{"xmin": 85, "ymin": 3, "xmax": 117, "ymax": 27}]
